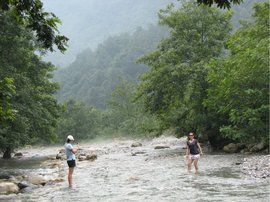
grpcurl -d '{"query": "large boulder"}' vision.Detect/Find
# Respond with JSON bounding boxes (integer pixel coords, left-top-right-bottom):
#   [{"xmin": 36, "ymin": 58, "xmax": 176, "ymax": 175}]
[
  {"xmin": 0, "ymin": 182, "xmax": 19, "ymax": 194},
  {"xmin": 154, "ymin": 145, "xmax": 170, "ymax": 150},
  {"xmin": 131, "ymin": 142, "xmax": 142, "ymax": 147},
  {"xmin": 250, "ymin": 142, "xmax": 265, "ymax": 152},
  {"xmin": 14, "ymin": 152, "xmax": 23, "ymax": 158},
  {"xmin": 28, "ymin": 175, "xmax": 47, "ymax": 186},
  {"xmin": 223, "ymin": 143, "xmax": 238, "ymax": 153}
]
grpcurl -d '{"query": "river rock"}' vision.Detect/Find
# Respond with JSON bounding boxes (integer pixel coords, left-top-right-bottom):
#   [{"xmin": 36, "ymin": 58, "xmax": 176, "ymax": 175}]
[
  {"xmin": 14, "ymin": 152, "xmax": 23, "ymax": 158},
  {"xmin": 250, "ymin": 142, "xmax": 265, "ymax": 152},
  {"xmin": 17, "ymin": 181, "xmax": 29, "ymax": 190},
  {"xmin": 236, "ymin": 143, "xmax": 246, "ymax": 150},
  {"xmin": 28, "ymin": 175, "xmax": 47, "ymax": 186},
  {"xmin": 58, "ymin": 149, "xmax": 65, "ymax": 154},
  {"xmin": 154, "ymin": 145, "xmax": 170, "ymax": 150},
  {"xmin": 0, "ymin": 182, "xmax": 19, "ymax": 194},
  {"xmin": 86, "ymin": 153, "xmax": 97, "ymax": 161},
  {"xmin": 131, "ymin": 150, "xmax": 146, "ymax": 156},
  {"xmin": 50, "ymin": 178, "xmax": 64, "ymax": 183},
  {"xmin": 56, "ymin": 153, "xmax": 65, "ymax": 160},
  {"xmin": 223, "ymin": 143, "xmax": 238, "ymax": 153},
  {"xmin": 0, "ymin": 174, "xmax": 13, "ymax": 180},
  {"xmin": 78, "ymin": 156, "xmax": 86, "ymax": 161},
  {"xmin": 131, "ymin": 142, "xmax": 142, "ymax": 147}
]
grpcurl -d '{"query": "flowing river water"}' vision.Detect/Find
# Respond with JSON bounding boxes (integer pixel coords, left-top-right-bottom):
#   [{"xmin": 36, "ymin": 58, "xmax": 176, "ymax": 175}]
[{"xmin": 0, "ymin": 137, "xmax": 269, "ymax": 202}]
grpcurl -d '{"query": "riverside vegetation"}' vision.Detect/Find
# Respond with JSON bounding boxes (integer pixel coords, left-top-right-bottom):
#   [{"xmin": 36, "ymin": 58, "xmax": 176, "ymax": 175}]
[{"xmin": 0, "ymin": 0, "xmax": 269, "ymax": 158}]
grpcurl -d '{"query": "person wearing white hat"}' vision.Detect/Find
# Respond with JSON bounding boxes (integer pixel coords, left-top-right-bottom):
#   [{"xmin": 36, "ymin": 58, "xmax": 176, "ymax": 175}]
[{"xmin": 65, "ymin": 135, "xmax": 79, "ymax": 188}]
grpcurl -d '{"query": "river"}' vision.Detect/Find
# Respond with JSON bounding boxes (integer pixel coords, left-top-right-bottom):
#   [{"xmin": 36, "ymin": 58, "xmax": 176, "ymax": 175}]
[{"xmin": 0, "ymin": 137, "xmax": 269, "ymax": 202}]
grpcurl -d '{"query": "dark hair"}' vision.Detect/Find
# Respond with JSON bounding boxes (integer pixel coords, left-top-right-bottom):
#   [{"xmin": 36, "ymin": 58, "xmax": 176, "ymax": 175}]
[
  {"xmin": 187, "ymin": 131, "xmax": 196, "ymax": 140},
  {"xmin": 67, "ymin": 139, "xmax": 71, "ymax": 143}
]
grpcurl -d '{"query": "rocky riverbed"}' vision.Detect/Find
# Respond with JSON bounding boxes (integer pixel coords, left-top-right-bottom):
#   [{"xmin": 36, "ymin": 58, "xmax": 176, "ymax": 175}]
[{"xmin": 0, "ymin": 136, "xmax": 269, "ymax": 201}]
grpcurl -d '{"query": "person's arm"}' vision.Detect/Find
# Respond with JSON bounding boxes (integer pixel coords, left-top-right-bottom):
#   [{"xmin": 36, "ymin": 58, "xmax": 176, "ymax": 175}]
[
  {"xmin": 71, "ymin": 144, "xmax": 80, "ymax": 154},
  {"xmin": 197, "ymin": 141, "xmax": 203, "ymax": 155}
]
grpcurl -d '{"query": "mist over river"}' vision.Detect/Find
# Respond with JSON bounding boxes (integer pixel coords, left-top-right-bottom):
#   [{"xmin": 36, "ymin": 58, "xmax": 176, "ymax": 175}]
[{"xmin": 0, "ymin": 137, "xmax": 269, "ymax": 202}]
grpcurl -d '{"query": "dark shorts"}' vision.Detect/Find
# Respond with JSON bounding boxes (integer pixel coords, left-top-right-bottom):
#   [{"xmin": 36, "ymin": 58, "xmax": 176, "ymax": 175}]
[{"xmin": 67, "ymin": 160, "xmax": 76, "ymax": 167}]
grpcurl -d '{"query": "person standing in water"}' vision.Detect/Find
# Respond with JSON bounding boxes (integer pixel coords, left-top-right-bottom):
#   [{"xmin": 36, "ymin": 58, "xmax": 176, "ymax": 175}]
[
  {"xmin": 65, "ymin": 135, "xmax": 80, "ymax": 188},
  {"xmin": 185, "ymin": 132, "xmax": 203, "ymax": 174}
]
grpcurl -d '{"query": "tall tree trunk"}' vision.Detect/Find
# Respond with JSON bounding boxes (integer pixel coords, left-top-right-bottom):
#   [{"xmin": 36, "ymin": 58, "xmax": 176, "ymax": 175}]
[{"xmin": 3, "ymin": 148, "xmax": 12, "ymax": 159}]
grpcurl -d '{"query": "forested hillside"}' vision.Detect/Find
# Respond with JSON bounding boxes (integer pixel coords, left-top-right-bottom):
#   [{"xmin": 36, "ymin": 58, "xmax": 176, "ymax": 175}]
[{"xmin": 54, "ymin": 25, "xmax": 168, "ymax": 108}]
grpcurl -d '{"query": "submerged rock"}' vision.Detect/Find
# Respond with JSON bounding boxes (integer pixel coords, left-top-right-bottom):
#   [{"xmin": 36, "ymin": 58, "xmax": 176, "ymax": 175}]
[
  {"xmin": 0, "ymin": 182, "xmax": 19, "ymax": 194},
  {"xmin": 131, "ymin": 142, "xmax": 142, "ymax": 147},
  {"xmin": 154, "ymin": 145, "xmax": 170, "ymax": 150},
  {"xmin": 131, "ymin": 150, "xmax": 146, "ymax": 156},
  {"xmin": 14, "ymin": 152, "xmax": 23, "ymax": 158},
  {"xmin": 17, "ymin": 181, "xmax": 29, "ymax": 190},
  {"xmin": 78, "ymin": 156, "xmax": 86, "ymax": 161},
  {"xmin": 86, "ymin": 153, "xmax": 97, "ymax": 161}
]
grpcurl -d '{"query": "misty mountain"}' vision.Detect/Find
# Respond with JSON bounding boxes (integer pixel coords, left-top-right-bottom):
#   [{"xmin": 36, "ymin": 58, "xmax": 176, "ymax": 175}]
[
  {"xmin": 42, "ymin": 0, "xmax": 177, "ymax": 66},
  {"xmin": 54, "ymin": 25, "xmax": 169, "ymax": 108}
]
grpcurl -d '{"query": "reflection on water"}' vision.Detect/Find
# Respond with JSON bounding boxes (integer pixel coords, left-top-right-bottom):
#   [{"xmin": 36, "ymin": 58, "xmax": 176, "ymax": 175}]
[
  {"xmin": 0, "ymin": 156, "xmax": 50, "ymax": 170},
  {"xmin": 0, "ymin": 142, "xmax": 269, "ymax": 202}
]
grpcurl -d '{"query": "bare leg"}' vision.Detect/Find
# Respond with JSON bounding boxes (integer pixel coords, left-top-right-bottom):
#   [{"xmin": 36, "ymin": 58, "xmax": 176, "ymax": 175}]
[
  {"xmin": 68, "ymin": 167, "xmax": 74, "ymax": 187},
  {"xmin": 194, "ymin": 159, "xmax": 199, "ymax": 175},
  {"xmin": 188, "ymin": 159, "xmax": 194, "ymax": 173}
]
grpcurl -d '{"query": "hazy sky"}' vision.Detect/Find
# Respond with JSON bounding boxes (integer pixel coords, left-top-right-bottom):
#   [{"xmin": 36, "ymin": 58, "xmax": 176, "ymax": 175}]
[{"xmin": 42, "ymin": 0, "xmax": 176, "ymax": 67}]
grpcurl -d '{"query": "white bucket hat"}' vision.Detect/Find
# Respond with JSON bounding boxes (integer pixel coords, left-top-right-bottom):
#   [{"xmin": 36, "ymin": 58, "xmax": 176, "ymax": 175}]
[{"xmin": 67, "ymin": 135, "xmax": 74, "ymax": 141}]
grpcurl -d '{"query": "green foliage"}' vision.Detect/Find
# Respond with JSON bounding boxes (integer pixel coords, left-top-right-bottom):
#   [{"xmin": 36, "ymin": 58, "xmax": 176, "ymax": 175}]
[
  {"xmin": 54, "ymin": 25, "xmax": 169, "ymax": 108},
  {"xmin": 197, "ymin": 0, "xmax": 243, "ymax": 9},
  {"xmin": 205, "ymin": 2, "xmax": 269, "ymax": 144},
  {"xmin": 56, "ymin": 100, "xmax": 100, "ymax": 141},
  {"xmin": 105, "ymin": 78, "xmax": 161, "ymax": 136},
  {"xmin": 0, "ymin": 0, "xmax": 68, "ymax": 52},
  {"xmin": 0, "ymin": 78, "xmax": 16, "ymax": 125},
  {"xmin": 137, "ymin": 2, "xmax": 232, "ymax": 137},
  {"xmin": 0, "ymin": 12, "xmax": 60, "ymax": 158}
]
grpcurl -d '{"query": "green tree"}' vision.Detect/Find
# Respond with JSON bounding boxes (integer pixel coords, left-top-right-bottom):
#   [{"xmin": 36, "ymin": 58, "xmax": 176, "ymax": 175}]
[
  {"xmin": 205, "ymin": 2, "xmax": 269, "ymax": 144},
  {"xmin": 137, "ymin": 1, "xmax": 232, "ymax": 139},
  {"xmin": 0, "ymin": 0, "xmax": 68, "ymax": 52},
  {"xmin": 0, "ymin": 12, "xmax": 60, "ymax": 158}
]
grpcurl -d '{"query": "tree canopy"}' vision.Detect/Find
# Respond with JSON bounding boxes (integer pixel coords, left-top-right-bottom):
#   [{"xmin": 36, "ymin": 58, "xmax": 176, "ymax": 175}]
[
  {"xmin": 137, "ymin": 2, "xmax": 232, "ymax": 139},
  {"xmin": 197, "ymin": 0, "xmax": 243, "ymax": 9},
  {"xmin": 0, "ymin": 0, "xmax": 68, "ymax": 52},
  {"xmin": 205, "ymin": 2, "xmax": 269, "ymax": 144},
  {"xmin": 0, "ymin": 12, "xmax": 60, "ymax": 158}
]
